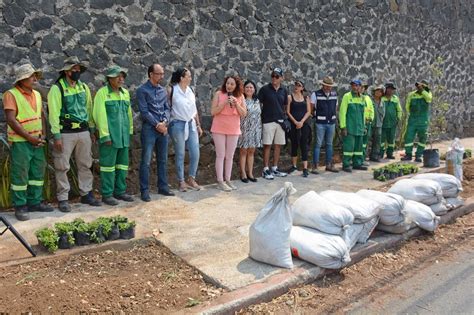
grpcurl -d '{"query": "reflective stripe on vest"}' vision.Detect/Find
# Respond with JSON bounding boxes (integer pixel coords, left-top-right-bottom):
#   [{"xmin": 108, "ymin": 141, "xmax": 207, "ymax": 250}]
[
  {"xmin": 314, "ymin": 90, "xmax": 337, "ymax": 124},
  {"xmin": 7, "ymin": 88, "xmax": 42, "ymax": 142}
]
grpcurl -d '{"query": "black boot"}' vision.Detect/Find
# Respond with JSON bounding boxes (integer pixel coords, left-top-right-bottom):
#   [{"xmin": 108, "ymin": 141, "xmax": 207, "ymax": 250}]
[
  {"xmin": 401, "ymin": 154, "xmax": 412, "ymax": 161},
  {"xmin": 15, "ymin": 206, "xmax": 30, "ymax": 221}
]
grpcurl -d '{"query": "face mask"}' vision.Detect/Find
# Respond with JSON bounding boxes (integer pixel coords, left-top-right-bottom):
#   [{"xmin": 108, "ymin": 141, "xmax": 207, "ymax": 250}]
[{"xmin": 70, "ymin": 71, "xmax": 81, "ymax": 82}]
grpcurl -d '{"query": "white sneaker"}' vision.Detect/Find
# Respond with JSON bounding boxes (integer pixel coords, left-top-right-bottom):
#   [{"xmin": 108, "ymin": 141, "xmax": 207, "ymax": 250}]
[
  {"xmin": 262, "ymin": 168, "xmax": 274, "ymax": 180},
  {"xmin": 272, "ymin": 167, "xmax": 287, "ymax": 177},
  {"xmin": 225, "ymin": 181, "xmax": 237, "ymax": 190},
  {"xmin": 217, "ymin": 181, "xmax": 232, "ymax": 192}
]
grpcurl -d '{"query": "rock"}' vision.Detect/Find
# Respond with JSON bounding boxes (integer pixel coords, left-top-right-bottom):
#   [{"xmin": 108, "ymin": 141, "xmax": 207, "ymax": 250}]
[
  {"xmin": 2, "ymin": 4, "xmax": 26, "ymax": 27},
  {"xmin": 90, "ymin": 0, "xmax": 115, "ymax": 9},
  {"xmin": 62, "ymin": 11, "xmax": 91, "ymax": 31},
  {"xmin": 71, "ymin": 0, "xmax": 86, "ymax": 8},
  {"xmin": 29, "ymin": 16, "xmax": 53, "ymax": 32},
  {"xmin": 79, "ymin": 34, "xmax": 100, "ymax": 45},
  {"xmin": 125, "ymin": 5, "xmax": 145, "ymax": 22},
  {"xmin": 104, "ymin": 36, "xmax": 129, "ymax": 54},
  {"xmin": 147, "ymin": 36, "xmax": 168, "ymax": 53},
  {"xmin": 117, "ymin": 0, "xmax": 135, "ymax": 6},
  {"xmin": 40, "ymin": 34, "xmax": 62, "ymax": 53},
  {"xmin": 92, "ymin": 14, "xmax": 115, "ymax": 34},
  {"xmin": 40, "ymin": 0, "xmax": 56, "ymax": 14},
  {"xmin": 13, "ymin": 33, "xmax": 34, "ymax": 47}
]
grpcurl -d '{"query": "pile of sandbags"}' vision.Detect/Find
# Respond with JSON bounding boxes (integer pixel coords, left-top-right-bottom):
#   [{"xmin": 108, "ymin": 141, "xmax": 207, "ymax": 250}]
[
  {"xmin": 320, "ymin": 190, "xmax": 381, "ymax": 223},
  {"xmin": 403, "ymin": 200, "xmax": 440, "ymax": 232},
  {"xmin": 292, "ymin": 191, "xmax": 354, "ymax": 236},
  {"xmin": 357, "ymin": 190, "xmax": 406, "ymax": 226},
  {"xmin": 413, "ymin": 173, "xmax": 464, "ymax": 211}
]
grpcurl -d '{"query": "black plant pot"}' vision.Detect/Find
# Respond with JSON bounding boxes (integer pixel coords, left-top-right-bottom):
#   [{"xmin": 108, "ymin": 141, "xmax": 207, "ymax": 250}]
[
  {"xmin": 74, "ymin": 231, "xmax": 90, "ymax": 246},
  {"xmin": 58, "ymin": 234, "xmax": 74, "ymax": 249},
  {"xmin": 423, "ymin": 149, "xmax": 440, "ymax": 168},
  {"xmin": 398, "ymin": 170, "xmax": 404, "ymax": 177},
  {"xmin": 389, "ymin": 172, "xmax": 397, "ymax": 180},
  {"xmin": 120, "ymin": 227, "xmax": 135, "ymax": 240},
  {"xmin": 373, "ymin": 169, "xmax": 381, "ymax": 179},
  {"xmin": 107, "ymin": 225, "xmax": 120, "ymax": 241},
  {"xmin": 92, "ymin": 227, "xmax": 106, "ymax": 243}
]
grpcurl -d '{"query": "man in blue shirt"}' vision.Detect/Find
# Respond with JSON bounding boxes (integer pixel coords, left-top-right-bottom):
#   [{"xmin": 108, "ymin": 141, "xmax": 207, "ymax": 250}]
[{"xmin": 137, "ymin": 63, "xmax": 174, "ymax": 202}]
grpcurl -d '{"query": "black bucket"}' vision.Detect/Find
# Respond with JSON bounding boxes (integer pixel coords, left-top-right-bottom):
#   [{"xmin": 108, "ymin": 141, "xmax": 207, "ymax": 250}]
[{"xmin": 423, "ymin": 149, "xmax": 440, "ymax": 168}]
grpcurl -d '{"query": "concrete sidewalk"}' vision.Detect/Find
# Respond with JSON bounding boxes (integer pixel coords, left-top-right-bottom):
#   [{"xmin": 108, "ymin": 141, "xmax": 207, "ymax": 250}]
[{"xmin": 0, "ymin": 138, "xmax": 473, "ymax": 291}]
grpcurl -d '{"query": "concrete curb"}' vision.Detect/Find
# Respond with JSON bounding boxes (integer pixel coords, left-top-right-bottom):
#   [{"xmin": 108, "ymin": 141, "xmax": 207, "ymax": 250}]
[{"xmin": 194, "ymin": 198, "xmax": 474, "ymax": 315}]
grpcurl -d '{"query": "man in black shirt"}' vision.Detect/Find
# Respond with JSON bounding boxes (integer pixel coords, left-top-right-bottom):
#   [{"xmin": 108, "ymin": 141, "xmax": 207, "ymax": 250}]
[{"xmin": 257, "ymin": 67, "xmax": 288, "ymax": 180}]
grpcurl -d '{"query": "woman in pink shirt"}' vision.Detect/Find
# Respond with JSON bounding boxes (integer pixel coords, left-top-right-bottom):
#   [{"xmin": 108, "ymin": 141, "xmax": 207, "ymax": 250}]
[{"xmin": 211, "ymin": 76, "xmax": 247, "ymax": 191}]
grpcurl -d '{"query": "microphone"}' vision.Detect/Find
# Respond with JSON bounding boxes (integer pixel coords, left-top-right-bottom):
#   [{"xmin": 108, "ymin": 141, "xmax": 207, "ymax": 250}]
[{"xmin": 227, "ymin": 92, "xmax": 233, "ymax": 107}]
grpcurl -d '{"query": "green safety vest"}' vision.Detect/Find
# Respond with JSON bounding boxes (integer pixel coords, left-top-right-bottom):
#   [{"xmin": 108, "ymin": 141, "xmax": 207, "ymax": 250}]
[
  {"xmin": 406, "ymin": 90, "xmax": 432, "ymax": 126},
  {"xmin": 93, "ymin": 84, "xmax": 133, "ymax": 148},
  {"xmin": 339, "ymin": 91, "xmax": 366, "ymax": 136},
  {"xmin": 7, "ymin": 87, "xmax": 42, "ymax": 142},
  {"xmin": 381, "ymin": 95, "xmax": 402, "ymax": 128}
]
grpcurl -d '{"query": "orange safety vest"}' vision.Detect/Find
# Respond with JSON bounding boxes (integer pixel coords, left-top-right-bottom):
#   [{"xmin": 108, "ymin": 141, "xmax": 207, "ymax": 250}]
[{"xmin": 7, "ymin": 87, "xmax": 43, "ymax": 142}]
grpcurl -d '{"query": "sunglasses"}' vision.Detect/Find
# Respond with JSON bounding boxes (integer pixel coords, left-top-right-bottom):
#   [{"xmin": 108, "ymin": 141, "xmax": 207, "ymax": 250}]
[
  {"xmin": 295, "ymin": 83, "xmax": 303, "ymax": 87},
  {"xmin": 271, "ymin": 74, "xmax": 281, "ymax": 79}
]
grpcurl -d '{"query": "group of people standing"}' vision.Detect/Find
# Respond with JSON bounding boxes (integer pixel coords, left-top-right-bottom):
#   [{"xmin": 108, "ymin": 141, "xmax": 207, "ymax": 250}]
[{"xmin": 3, "ymin": 58, "xmax": 432, "ymax": 221}]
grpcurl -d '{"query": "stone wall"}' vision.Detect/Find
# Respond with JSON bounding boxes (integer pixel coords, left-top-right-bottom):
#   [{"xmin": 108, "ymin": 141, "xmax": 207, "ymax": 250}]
[{"xmin": 0, "ymin": 0, "xmax": 472, "ymax": 194}]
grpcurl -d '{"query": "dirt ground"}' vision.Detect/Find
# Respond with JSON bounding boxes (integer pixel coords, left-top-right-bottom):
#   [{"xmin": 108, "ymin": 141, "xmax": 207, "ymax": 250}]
[
  {"xmin": 0, "ymin": 240, "xmax": 222, "ymax": 313},
  {"xmin": 238, "ymin": 159, "xmax": 474, "ymax": 315}
]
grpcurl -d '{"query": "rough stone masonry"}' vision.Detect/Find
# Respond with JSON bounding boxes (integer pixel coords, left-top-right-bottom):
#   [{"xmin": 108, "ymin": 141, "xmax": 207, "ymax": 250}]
[{"xmin": 0, "ymin": 0, "xmax": 472, "ymax": 193}]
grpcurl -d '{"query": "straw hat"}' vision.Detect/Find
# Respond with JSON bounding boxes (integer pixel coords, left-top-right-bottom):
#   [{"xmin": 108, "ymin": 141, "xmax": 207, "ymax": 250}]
[
  {"xmin": 14, "ymin": 63, "xmax": 43, "ymax": 84},
  {"xmin": 318, "ymin": 76, "xmax": 337, "ymax": 87}
]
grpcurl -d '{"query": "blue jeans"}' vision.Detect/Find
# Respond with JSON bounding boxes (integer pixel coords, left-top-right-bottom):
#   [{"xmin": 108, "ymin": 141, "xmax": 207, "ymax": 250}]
[
  {"xmin": 313, "ymin": 123, "xmax": 335, "ymax": 165},
  {"xmin": 139, "ymin": 123, "xmax": 169, "ymax": 193},
  {"xmin": 168, "ymin": 119, "xmax": 200, "ymax": 182}
]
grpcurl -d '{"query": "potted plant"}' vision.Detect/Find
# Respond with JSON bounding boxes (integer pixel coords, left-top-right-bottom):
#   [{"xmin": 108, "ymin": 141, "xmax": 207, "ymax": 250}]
[
  {"xmin": 373, "ymin": 168, "xmax": 382, "ymax": 180},
  {"xmin": 118, "ymin": 221, "xmax": 136, "ymax": 240},
  {"xmin": 89, "ymin": 220, "xmax": 106, "ymax": 244},
  {"xmin": 35, "ymin": 227, "xmax": 59, "ymax": 253},
  {"xmin": 54, "ymin": 222, "xmax": 75, "ymax": 249},
  {"xmin": 73, "ymin": 220, "xmax": 92, "ymax": 246}
]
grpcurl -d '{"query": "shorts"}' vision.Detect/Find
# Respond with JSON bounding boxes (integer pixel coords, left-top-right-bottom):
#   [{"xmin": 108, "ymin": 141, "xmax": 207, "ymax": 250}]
[{"xmin": 262, "ymin": 122, "xmax": 286, "ymax": 145}]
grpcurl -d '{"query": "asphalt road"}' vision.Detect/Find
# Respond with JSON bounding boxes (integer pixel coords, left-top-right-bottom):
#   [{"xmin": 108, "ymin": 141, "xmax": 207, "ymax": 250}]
[{"xmin": 347, "ymin": 247, "xmax": 474, "ymax": 314}]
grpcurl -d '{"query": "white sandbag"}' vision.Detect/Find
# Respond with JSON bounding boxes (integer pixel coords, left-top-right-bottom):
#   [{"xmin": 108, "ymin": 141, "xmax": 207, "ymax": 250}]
[
  {"xmin": 429, "ymin": 199, "xmax": 449, "ymax": 215},
  {"xmin": 357, "ymin": 217, "xmax": 380, "ymax": 244},
  {"xmin": 343, "ymin": 224, "xmax": 364, "ymax": 250},
  {"xmin": 290, "ymin": 226, "xmax": 351, "ymax": 269},
  {"xmin": 292, "ymin": 191, "xmax": 354, "ymax": 236},
  {"xmin": 320, "ymin": 190, "xmax": 381, "ymax": 223},
  {"xmin": 446, "ymin": 138, "xmax": 464, "ymax": 181},
  {"xmin": 249, "ymin": 182, "xmax": 296, "ymax": 268},
  {"xmin": 404, "ymin": 200, "xmax": 440, "ymax": 232},
  {"xmin": 388, "ymin": 178, "xmax": 443, "ymax": 206},
  {"xmin": 344, "ymin": 217, "xmax": 379, "ymax": 250},
  {"xmin": 413, "ymin": 173, "xmax": 463, "ymax": 198},
  {"xmin": 357, "ymin": 190, "xmax": 406, "ymax": 226},
  {"xmin": 446, "ymin": 196, "xmax": 464, "ymax": 210},
  {"xmin": 376, "ymin": 220, "xmax": 416, "ymax": 234}
]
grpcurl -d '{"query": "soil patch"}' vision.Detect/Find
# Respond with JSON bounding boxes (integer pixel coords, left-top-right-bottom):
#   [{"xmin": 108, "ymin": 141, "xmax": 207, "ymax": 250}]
[
  {"xmin": 0, "ymin": 240, "xmax": 222, "ymax": 313},
  {"xmin": 238, "ymin": 210, "xmax": 473, "ymax": 314},
  {"xmin": 460, "ymin": 158, "xmax": 474, "ymax": 198}
]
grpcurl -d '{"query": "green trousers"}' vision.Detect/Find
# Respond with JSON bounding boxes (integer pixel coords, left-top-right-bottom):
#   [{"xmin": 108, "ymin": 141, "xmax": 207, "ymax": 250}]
[
  {"xmin": 343, "ymin": 134, "xmax": 363, "ymax": 168},
  {"xmin": 10, "ymin": 142, "xmax": 46, "ymax": 207},
  {"xmin": 370, "ymin": 127, "xmax": 382, "ymax": 160},
  {"xmin": 404, "ymin": 124, "xmax": 428, "ymax": 158},
  {"xmin": 99, "ymin": 144, "xmax": 129, "ymax": 198},
  {"xmin": 380, "ymin": 127, "xmax": 396, "ymax": 158},
  {"xmin": 362, "ymin": 123, "xmax": 372, "ymax": 161}
]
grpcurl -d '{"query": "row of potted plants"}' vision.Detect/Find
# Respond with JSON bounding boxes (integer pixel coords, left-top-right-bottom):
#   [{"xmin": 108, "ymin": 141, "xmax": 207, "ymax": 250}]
[
  {"xmin": 35, "ymin": 215, "xmax": 136, "ymax": 253},
  {"xmin": 373, "ymin": 163, "xmax": 419, "ymax": 182}
]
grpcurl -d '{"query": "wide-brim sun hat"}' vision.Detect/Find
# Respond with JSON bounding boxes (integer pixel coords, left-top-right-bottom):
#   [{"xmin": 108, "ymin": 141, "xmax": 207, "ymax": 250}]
[
  {"xmin": 372, "ymin": 84, "xmax": 385, "ymax": 94},
  {"xmin": 14, "ymin": 63, "xmax": 43, "ymax": 84},
  {"xmin": 318, "ymin": 76, "xmax": 337, "ymax": 87},
  {"xmin": 60, "ymin": 56, "xmax": 88, "ymax": 73}
]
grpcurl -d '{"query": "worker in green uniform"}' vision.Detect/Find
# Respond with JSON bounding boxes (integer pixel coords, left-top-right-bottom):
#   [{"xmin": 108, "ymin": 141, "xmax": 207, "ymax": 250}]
[
  {"xmin": 48, "ymin": 57, "xmax": 101, "ymax": 212},
  {"xmin": 380, "ymin": 82, "xmax": 402, "ymax": 159},
  {"xmin": 402, "ymin": 80, "xmax": 432, "ymax": 162},
  {"xmin": 93, "ymin": 66, "xmax": 134, "ymax": 206},
  {"xmin": 369, "ymin": 85, "xmax": 386, "ymax": 162},
  {"xmin": 361, "ymin": 81, "xmax": 374, "ymax": 165},
  {"xmin": 339, "ymin": 79, "xmax": 367, "ymax": 172},
  {"xmin": 3, "ymin": 63, "xmax": 53, "ymax": 221}
]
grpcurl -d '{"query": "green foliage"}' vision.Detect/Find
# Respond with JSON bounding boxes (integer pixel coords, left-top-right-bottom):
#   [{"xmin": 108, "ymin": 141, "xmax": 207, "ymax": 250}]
[
  {"xmin": 35, "ymin": 227, "xmax": 59, "ymax": 253},
  {"xmin": 464, "ymin": 149, "xmax": 472, "ymax": 159},
  {"xmin": 118, "ymin": 220, "xmax": 136, "ymax": 231},
  {"xmin": 373, "ymin": 163, "xmax": 418, "ymax": 182},
  {"xmin": 54, "ymin": 222, "xmax": 75, "ymax": 245},
  {"xmin": 110, "ymin": 215, "xmax": 128, "ymax": 225},
  {"xmin": 93, "ymin": 217, "xmax": 114, "ymax": 237}
]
